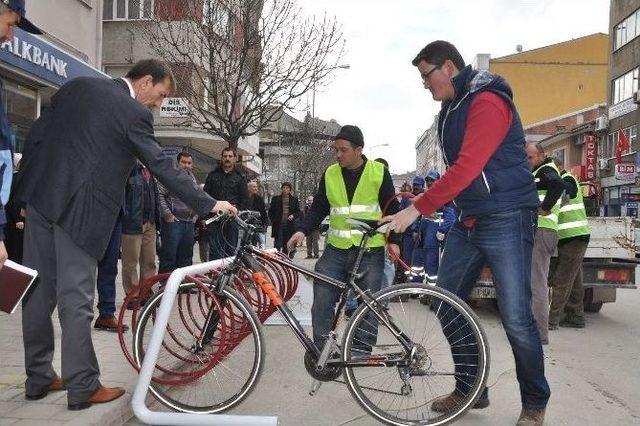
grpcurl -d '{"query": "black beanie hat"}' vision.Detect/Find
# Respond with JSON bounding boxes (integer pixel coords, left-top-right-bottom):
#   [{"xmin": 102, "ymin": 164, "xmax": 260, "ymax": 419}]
[{"xmin": 335, "ymin": 125, "xmax": 364, "ymax": 147}]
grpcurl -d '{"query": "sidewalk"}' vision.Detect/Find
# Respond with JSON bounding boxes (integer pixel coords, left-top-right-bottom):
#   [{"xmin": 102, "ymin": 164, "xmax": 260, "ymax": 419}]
[{"xmin": 0, "ymin": 236, "xmax": 322, "ymax": 426}]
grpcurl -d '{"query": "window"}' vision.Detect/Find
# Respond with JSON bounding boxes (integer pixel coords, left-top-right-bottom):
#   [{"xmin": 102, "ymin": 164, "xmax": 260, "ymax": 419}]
[
  {"xmin": 602, "ymin": 125, "xmax": 638, "ymax": 159},
  {"xmin": 611, "ymin": 67, "xmax": 639, "ymax": 104},
  {"xmin": 103, "ymin": 0, "xmax": 153, "ymax": 20},
  {"xmin": 614, "ymin": 9, "xmax": 640, "ymax": 50}
]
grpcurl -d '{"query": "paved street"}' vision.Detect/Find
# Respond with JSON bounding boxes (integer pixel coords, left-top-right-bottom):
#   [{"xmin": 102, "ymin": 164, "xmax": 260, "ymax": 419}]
[{"xmin": 1, "ymin": 244, "xmax": 639, "ymax": 425}]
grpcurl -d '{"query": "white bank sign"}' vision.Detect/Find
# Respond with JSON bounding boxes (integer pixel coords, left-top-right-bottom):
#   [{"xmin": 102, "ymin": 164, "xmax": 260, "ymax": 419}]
[{"xmin": 1, "ymin": 36, "xmax": 68, "ymax": 78}]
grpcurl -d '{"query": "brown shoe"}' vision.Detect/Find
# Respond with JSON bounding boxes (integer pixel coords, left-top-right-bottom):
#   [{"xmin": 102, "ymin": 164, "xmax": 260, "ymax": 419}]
[
  {"xmin": 516, "ymin": 408, "xmax": 546, "ymax": 425},
  {"xmin": 94, "ymin": 316, "xmax": 129, "ymax": 332},
  {"xmin": 431, "ymin": 391, "xmax": 490, "ymax": 413},
  {"xmin": 25, "ymin": 376, "xmax": 66, "ymax": 400},
  {"xmin": 67, "ymin": 386, "xmax": 126, "ymax": 411}
]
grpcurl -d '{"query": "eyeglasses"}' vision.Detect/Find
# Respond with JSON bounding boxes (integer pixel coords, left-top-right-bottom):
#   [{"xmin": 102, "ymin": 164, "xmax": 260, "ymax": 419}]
[{"xmin": 421, "ymin": 65, "xmax": 442, "ymax": 82}]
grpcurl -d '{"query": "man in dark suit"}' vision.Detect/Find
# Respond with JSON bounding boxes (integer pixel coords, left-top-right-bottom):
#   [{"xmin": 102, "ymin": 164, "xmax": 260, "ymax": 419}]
[
  {"xmin": 16, "ymin": 59, "xmax": 237, "ymax": 411},
  {"xmin": 268, "ymin": 182, "xmax": 301, "ymax": 257}
]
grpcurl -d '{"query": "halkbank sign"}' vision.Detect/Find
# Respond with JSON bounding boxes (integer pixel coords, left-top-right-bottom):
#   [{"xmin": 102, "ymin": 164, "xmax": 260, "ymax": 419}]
[{"xmin": 0, "ymin": 28, "xmax": 105, "ymax": 87}]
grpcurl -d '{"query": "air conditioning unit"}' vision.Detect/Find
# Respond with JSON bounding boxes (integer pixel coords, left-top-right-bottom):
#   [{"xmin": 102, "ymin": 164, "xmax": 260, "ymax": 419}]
[
  {"xmin": 595, "ymin": 116, "xmax": 609, "ymax": 132},
  {"xmin": 634, "ymin": 91, "xmax": 640, "ymax": 104},
  {"xmin": 599, "ymin": 158, "xmax": 610, "ymax": 170}
]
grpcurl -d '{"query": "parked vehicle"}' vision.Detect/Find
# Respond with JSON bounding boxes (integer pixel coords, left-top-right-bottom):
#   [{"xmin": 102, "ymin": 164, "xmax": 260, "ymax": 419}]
[{"xmin": 470, "ymin": 216, "xmax": 638, "ymax": 312}]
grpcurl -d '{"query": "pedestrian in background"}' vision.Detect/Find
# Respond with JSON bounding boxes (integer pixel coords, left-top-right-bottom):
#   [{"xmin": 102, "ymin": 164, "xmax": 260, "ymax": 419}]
[
  {"xmin": 0, "ymin": 0, "xmax": 42, "ymax": 270},
  {"xmin": 548, "ymin": 160, "xmax": 590, "ymax": 330},
  {"xmin": 422, "ymin": 170, "xmax": 455, "ymax": 278},
  {"xmin": 269, "ymin": 182, "xmax": 301, "ymax": 258},
  {"xmin": 16, "ymin": 59, "xmax": 236, "ymax": 410},
  {"xmin": 94, "ymin": 221, "xmax": 125, "ymax": 332},
  {"xmin": 5, "ymin": 153, "xmax": 25, "ymax": 262},
  {"xmin": 304, "ymin": 195, "xmax": 320, "ymax": 258},
  {"xmin": 120, "ymin": 162, "xmax": 160, "ymax": 309},
  {"xmin": 384, "ymin": 40, "xmax": 549, "ymax": 424},
  {"xmin": 158, "ymin": 152, "xmax": 198, "ymax": 273},
  {"xmin": 247, "ymin": 179, "xmax": 268, "ymax": 248},
  {"xmin": 204, "ymin": 147, "xmax": 248, "ymax": 259},
  {"xmin": 526, "ymin": 142, "xmax": 565, "ymax": 345}
]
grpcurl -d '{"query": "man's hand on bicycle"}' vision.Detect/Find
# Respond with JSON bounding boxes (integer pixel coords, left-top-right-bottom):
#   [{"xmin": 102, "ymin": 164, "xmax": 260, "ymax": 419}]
[
  {"xmin": 380, "ymin": 204, "xmax": 420, "ymax": 233},
  {"xmin": 211, "ymin": 200, "xmax": 238, "ymax": 216},
  {"xmin": 287, "ymin": 231, "xmax": 305, "ymax": 253}
]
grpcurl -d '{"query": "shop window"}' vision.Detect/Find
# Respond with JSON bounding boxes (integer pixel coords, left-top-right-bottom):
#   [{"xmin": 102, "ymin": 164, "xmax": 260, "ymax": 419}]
[{"xmin": 2, "ymin": 80, "xmax": 38, "ymax": 153}]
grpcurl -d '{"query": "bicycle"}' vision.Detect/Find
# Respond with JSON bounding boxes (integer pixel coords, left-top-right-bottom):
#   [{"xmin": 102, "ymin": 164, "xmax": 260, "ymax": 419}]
[{"xmin": 132, "ymin": 211, "xmax": 490, "ymax": 425}]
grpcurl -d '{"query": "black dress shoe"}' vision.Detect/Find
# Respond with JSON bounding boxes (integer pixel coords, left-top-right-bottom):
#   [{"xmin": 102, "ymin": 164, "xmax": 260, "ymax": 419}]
[{"xmin": 25, "ymin": 376, "xmax": 65, "ymax": 400}]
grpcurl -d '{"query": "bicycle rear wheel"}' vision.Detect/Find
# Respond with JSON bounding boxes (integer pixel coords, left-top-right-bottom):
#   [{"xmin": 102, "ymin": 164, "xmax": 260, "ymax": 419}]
[
  {"xmin": 342, "ymin": 283, "xmax": 489, "ymax": 426},
  {"xmin": 133, "ymin": 282, "xmax": 264, "ymax": 414}
]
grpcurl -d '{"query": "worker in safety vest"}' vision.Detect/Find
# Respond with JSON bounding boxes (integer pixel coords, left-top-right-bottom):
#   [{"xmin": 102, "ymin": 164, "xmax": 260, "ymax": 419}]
[
  {"xmin": 548, "ymin": 161, "xmax": 590, "ymax": 329},
  {"xmin": 288, "ymin": 125, "xmax": 400, "ymax": 350},
  {"xmin": 525, "ymin": 142, "xmax": 565, "ymax": 345}
]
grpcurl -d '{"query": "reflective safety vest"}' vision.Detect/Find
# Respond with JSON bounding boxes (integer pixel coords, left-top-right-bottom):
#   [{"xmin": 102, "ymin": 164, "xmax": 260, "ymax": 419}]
[
  {"xmin": 533, "ymin": 161, "xmax": 562, "ymax": 231},
  {"xmin": 558, "ymin": 171, "xmax": 590, "ymax": 240},
  {"xmin": 325, "ymin": 160, "xmax": 386, "ymax": 249}
]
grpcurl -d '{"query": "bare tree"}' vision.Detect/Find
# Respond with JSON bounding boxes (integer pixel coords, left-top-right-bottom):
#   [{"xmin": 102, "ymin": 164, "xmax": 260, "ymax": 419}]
[{"xmin": 141, "ymin": 0, "xmax": 345, "ymax": 150}]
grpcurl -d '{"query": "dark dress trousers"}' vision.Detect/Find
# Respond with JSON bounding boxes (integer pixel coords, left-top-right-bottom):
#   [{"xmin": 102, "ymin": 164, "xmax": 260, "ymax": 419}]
[{"xmin": 16, "ymin": 77, "xmax": 217, "ymax": 405}]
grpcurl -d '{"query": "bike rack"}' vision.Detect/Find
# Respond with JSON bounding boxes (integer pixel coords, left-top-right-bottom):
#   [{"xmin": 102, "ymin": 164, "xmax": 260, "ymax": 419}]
[{"xmin": 131, "ymin": 254, "xmax": 278, "ymax": 426}]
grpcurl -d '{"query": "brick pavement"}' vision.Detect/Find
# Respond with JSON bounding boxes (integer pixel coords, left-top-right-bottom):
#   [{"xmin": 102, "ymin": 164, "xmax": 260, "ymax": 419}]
[{"xmin": 0, "ymin": 236, "xmax": 322, "ymax": 425}]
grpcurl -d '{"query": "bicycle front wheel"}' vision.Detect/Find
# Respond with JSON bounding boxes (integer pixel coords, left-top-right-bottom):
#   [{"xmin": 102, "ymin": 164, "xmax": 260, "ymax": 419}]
[
  {"xmin": 133, "ymin": 282, "xmax": 264, "ymax": 414},
  {"xmin": 342, "ymin": 283, "xmax": 489, "ymax": 426}
]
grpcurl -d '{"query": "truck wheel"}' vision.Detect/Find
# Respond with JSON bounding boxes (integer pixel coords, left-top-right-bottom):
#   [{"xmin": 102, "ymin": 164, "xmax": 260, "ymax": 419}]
[{"xmin": 583, "ymin": 288, "xmax": 603, "ymax": 313}]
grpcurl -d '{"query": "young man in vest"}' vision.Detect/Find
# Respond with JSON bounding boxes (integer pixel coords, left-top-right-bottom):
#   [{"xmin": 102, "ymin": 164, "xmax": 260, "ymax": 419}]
[
  {"xmin": 382, "ymin": 41, "xmax": 550, "ymax": 425},
  {"xmin": 287, "ymin": 125, "xmax": 400, "ymax": 350},
  {"xmin": 525, "ymin": 142, "xmax": 565, "ymax": 345},
  {"xmin": 548, "ymin": 161, "xmax": 590, "ymax": 329}
]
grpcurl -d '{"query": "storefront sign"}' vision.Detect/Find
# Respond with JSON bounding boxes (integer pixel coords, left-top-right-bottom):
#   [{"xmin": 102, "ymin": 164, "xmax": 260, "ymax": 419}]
[
  {"xmin": 608, "ymin": 98, "xmax": 639, "ymax": 120},
  {"xmin": 160, "ymin": 97, "xmax": 190, "ymax": 117},
  {"xmin": 627, "ymin": 202, "xmax": 638, "ymax": 209},
  {"xmin": 615, "ymin": 163, "xmax": 636, "ymax": 182},
  {"xmin": 621, "ymin": 193, "xmax": 640, "ymax": 202},
  {"xmin": 584, "ymin": 134, "xmax": 597, "ymax": 180},
  {"xmin": 0, "ymin": 29, "xmax": 105, "ymax": 87}
]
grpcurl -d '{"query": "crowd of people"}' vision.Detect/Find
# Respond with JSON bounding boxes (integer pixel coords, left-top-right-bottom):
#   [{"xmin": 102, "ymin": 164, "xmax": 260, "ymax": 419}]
[{"xmin": 0, "ymin": 5, "xmax": 590, "ymax": 424}]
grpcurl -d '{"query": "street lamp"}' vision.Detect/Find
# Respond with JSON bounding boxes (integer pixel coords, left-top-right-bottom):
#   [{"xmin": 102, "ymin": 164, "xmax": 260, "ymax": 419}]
[{"xmin": 367, "ymin": 142, "xmax": 390, "ymax": 157}]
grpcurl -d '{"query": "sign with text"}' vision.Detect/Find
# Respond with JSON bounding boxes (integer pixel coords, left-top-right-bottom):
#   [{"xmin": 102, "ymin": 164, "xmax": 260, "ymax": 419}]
[
  {"xmin": 621, "ymin": 193, "xmax": 640, "ymax": 202},
  {"xmin": 160, "ymin": 97, "xmax": 189, "ymax": 117},
  {"xmin": 608, "ymin": 98, "xmax": 638, "ymax": 120},
  {"xmin": 615, "ymin": 163, "xmax": 636, "ymax": 182},
  {"xmin": 584, "ymin": 134, "xmax": 597, "ymax": 180}
]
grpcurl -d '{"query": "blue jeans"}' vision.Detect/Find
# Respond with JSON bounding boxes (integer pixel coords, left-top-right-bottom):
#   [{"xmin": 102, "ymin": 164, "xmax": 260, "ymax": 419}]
[
  {"xmin": 312, "ymin": 245, "xmax": 384, "ymax": 351},
  {"xmin": 207, "ymin": 220, "xmax": 239, "ymax": 260},
  {"xmin": 345, "ymin": 252, "xmax": 394, "ymax": 312},
  {"xmin": 96, "ymin": 222, "xmax": 121, "ymax": 318},
  {"xmin": 437, "ymin": 208, "xmax": 550, "ymax": 409},
  {"xmin": 159, "ymin": 220, "xmax": 195, "ymax": 273}
]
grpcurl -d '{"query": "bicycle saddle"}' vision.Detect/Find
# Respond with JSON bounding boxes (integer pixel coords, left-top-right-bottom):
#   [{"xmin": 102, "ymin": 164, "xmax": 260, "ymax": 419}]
[{"xmin": 345, "ymin": 218, "xmax": 392, "ymax": 235}]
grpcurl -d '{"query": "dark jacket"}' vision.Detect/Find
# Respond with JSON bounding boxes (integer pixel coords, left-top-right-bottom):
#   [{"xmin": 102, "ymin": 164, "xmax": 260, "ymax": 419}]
[
  {"xmin": 248, "ymin": 193, "xmax": 268, "ymax": 232},
  {"xmin": 535, "ymin": 158, "xmax": 565, "ymax": 212},
  {"xmin": 16, "ymin": 77, "xmax": 216, "ymax": 260},
  {"xmin": 203, "ymin": 167, "xmax": 248, "ymax": 210},
  {"xmin": 268, "ymin": 194, "xmax": 301, "ymax": 239},
  {"xmin": 121, "ymin": 164, "xmax": 161, "ymax": 234},
  {"xmin": 437, "ymin": 65, "xmax": 538, "ymax": 219}
]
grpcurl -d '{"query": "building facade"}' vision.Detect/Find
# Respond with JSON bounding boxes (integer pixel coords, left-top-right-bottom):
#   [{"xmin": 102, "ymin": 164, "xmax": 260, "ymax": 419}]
[
  {"xmin": 415, "ymin": 114, "xmax": 444, "ymax": 178},
  {"xmin": 101, "ymin": 0, "xmax": 261, "ymax": 179},
  {"xmin": 599, "ymin": 0, "xmax": 640, "ymax": 217},
  {"xmin": 1, "ymin": 0, "xmax": 104, "ymax": 153}
]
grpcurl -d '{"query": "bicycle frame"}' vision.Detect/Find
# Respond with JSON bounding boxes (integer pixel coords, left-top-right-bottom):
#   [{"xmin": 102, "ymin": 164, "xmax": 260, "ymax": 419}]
[{"xmin": 202, "ymin": 213, "xmax": 415, "ymax": 368}]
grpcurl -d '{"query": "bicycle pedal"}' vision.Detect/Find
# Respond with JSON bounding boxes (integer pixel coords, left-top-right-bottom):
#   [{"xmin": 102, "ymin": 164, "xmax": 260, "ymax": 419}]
[{"xmin": 309, "ymin": 380, "xmax": 322, "ymax": 396}]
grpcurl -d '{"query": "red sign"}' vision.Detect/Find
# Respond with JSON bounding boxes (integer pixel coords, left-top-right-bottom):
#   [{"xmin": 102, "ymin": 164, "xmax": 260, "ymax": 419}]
[
  {"xmin": 584, "ymin": 134, "xmax": 597, "ymax": 180},
  {"xmin": 568, "ymin": 165, "xmax": 585, "ymax": 180},
  {"xmin": 615, "ymin": 163, "xmax": 636, "ymax": 181}
]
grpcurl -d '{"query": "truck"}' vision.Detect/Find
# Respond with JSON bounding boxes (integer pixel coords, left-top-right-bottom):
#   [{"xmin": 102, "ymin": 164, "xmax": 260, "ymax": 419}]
[{"xmin": 470, "ymin": 216, "xmax": 638, "ymax": 312}]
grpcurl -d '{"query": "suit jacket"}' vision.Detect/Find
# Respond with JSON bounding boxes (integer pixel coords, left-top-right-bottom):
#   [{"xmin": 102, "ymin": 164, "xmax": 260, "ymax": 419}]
[
  {"xmin": 16, "ymin": 77, "xmax": 216, "ymax": 260},
  {"xmin": 268, "ymin": 194, "xmax": 301, "ymax": 238}
]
